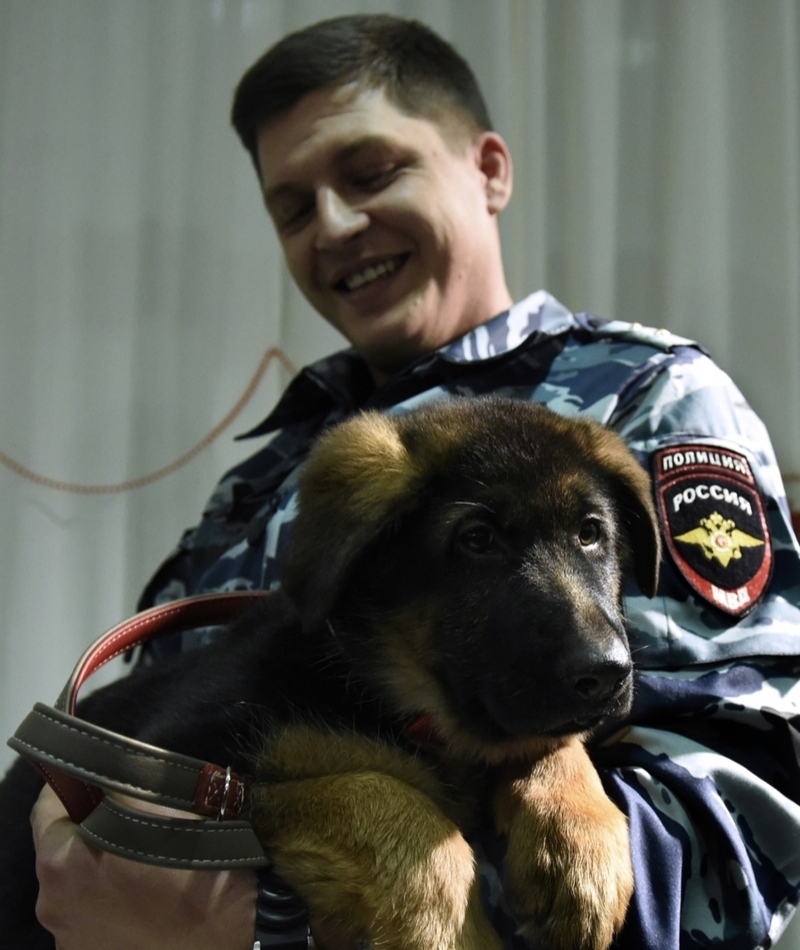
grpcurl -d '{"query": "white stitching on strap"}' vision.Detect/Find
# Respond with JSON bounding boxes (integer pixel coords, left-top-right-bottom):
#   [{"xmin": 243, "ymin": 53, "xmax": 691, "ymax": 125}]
[
  {"xmin": 12, "ymin": 736, "xmax": 194, "ymax": 806},
  {"xmin": 32, "ymin": 708, "xmax": 199, "ymax": 774},
  {"xmin": 78, "ymin": 826, "xmax": 266, "ymax": 866},
  {"xmin": 79, "ymin": 802, "xmax": 265, "ymax": 866}
]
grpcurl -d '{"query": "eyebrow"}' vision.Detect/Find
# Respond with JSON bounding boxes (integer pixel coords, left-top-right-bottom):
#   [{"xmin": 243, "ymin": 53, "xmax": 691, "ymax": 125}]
[
  {"xmin": 333, "ymin": 134, "xmax": 403, "ymax": 163},
  {"xmin": 263, "ymin": 134, "xmax": 412, "ymax": 207},
  {"xmin": 443, "ymin": 501, "xmax": 497, "ymax": 518}
]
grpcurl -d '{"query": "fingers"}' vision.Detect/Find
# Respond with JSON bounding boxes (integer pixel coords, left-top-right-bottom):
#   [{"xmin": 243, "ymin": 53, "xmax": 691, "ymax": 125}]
[
  {"xmin": 30, "ymin": 784, "xmax": 259, "ymax": 950},
  {"xmin": 30, "ymin": 783, "xmax": 71, "ymax": 845}
]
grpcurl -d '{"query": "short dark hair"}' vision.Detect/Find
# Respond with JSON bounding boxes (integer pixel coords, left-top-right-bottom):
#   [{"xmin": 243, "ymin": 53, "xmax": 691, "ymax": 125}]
[{"xmin": 231, "ymin": 14, "xmax": 492, "ymax": 173}]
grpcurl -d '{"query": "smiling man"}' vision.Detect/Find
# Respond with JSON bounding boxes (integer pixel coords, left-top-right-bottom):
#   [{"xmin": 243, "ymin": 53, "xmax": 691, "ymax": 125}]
[
  {"xmin": 28, "ymin": 14, "xmax": 800, "ymax": 950},
  {"xmin": 256, "ymin": 82, "xmax": 513, "ymax": 382}
]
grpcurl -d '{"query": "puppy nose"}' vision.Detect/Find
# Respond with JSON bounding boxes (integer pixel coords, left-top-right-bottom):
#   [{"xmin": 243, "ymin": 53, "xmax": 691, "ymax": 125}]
[{"xmin": 572, "ymin": 652, "xmax": 631, "ymax": 701}]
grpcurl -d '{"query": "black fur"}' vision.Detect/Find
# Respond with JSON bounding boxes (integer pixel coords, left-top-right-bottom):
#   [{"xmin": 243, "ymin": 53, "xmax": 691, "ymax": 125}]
[{"xmin": 0, "ymin": 398, "xmax": 660, "ymax": 949}]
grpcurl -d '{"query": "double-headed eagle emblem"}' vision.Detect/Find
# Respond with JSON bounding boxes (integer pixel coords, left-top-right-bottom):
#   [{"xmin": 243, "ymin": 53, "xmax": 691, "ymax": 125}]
[{"xmin": 675, "ymin": 511, "xmax": 764, "ymax": 568}]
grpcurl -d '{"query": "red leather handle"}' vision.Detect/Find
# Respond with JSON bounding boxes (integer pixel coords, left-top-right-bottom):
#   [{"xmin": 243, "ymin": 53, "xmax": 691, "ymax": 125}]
[
  {"xmin": 63, "ymin": 591, "xmax": 270, "ymax": 715},
  {"xmin": 10, "ymin": 591, "xmax": 270, "ymax": 823}
]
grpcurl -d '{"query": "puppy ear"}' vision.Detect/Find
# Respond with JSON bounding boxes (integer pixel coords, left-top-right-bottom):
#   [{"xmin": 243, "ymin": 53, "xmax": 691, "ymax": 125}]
[
  {"xmin": 281, "ymin": 411, "xmax": 420, "ymax": 629},
  {"xmin": 592, "ymin": 430, "xmax": 662, "ymax": 598}
]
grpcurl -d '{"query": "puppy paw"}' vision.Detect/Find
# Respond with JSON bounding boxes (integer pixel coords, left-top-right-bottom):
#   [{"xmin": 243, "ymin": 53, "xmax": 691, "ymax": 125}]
[
  {"xmin": 251, "ymin": 767, "xmax": 501, "ymax": 950},
  {"xmin": 505, "ymin": 795, "xmax": 633, "ymax": 950},
  {"xmin": 495, "ymin": 741, "xmax": 633, "ymax": 950}
]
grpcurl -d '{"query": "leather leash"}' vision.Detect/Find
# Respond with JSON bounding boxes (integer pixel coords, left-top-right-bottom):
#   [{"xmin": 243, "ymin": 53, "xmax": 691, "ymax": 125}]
[{"xmin": 8, "ymin": 591, "xmax": 273, "ymax": 870}]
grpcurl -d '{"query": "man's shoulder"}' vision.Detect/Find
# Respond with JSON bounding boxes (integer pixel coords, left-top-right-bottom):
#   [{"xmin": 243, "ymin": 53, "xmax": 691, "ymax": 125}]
[
  {"xmin": 572, "ymin": 313, "xmax": 701, "ymax": 354},
  {"xmin": 439, "ymin": 291, "xmax": 705, "ymax": 374},
  {"xmin": 508, "ymin": 290, "xmax": 702, "ymax": 355}
]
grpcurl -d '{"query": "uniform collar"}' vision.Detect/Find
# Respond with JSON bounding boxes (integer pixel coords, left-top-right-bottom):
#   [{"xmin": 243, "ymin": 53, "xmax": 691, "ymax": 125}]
[
  {"xmin": 437, "ymin": 290, "xmax": 575, "ymax": 363},
  {"xmin": 238, "ymin": 291, "xmax": 576, "ymax": 439}
]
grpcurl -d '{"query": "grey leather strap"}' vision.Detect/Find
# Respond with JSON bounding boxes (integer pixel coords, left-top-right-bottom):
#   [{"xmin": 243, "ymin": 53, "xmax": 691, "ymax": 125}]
[
  {"xmin": 78, "ymin": 797, "xmax": 268, "ymax": 870},
  {"xmin": 7, "ymin": 592, "xmax": 271, "ymax": 869},
  {"xmin": 10, "ymin": 704, "xmax": 219, "ymax": 813}
]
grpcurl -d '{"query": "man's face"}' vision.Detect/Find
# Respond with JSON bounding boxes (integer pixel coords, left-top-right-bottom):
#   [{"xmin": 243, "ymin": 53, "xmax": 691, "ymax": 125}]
[{"xmin": 257, "ymin": 84, "xmax": 512, "ymax": 383}]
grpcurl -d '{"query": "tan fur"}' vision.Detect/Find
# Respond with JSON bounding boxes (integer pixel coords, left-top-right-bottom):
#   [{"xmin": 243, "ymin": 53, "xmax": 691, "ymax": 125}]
[
  {"xmin": 257, "ymin": 399, "xmax": 659, "ymax": 949},
  {"xmin": 295, "ymin": 409, "xmax": 469, "ymax": 531},
  {"xmin": 301, "ymin": 413, "xmax": 417, "ymax": 521},
  {"xmin": 250, "ymin": 728, "xmax": 500, "ymax": 950},
  {"xmin": 495, "ymin": 738, "xmax": 634, "ymax": 949},
  {"xmin": 256, "ymin": 724, "xmax": 452, "ymax": 814}
]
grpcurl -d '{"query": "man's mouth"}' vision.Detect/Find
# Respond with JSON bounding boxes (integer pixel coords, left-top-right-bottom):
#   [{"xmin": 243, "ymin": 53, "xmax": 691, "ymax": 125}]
[{"xmin": 337, "ymin": 254, "xmax": 408, "ymax": 292}]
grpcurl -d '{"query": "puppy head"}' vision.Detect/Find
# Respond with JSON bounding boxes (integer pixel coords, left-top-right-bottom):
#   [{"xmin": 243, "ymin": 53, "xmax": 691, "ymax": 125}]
[
  {"xmin": 559, "ymin": 412, "xmax": 661, "ymax": 598},
  {"xmin": 281, "ymin": 408, "xmax": 463, "ymax": 630},
  {"xmin": 281, "ymin": 398, "xmax": 662, "ymax": 759},
  {"xmin": 283, "ymin": 399, "xmax": 660, "ymax": 625}
]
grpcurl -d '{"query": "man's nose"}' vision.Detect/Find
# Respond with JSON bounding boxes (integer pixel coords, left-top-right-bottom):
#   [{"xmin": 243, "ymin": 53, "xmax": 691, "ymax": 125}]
[{"xmin": 315, "ymin": 187, "xmax": 369, "ymax": 249}]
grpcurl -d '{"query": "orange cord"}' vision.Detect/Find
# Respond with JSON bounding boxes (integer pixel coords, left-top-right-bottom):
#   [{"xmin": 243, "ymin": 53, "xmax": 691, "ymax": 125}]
[{"xmin": 0, "ymin": 347, "xmax": 296, "ymax": 495}]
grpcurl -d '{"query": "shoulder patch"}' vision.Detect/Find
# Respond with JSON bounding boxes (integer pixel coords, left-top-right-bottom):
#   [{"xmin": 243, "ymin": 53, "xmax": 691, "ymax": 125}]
[{"xmin": 653, "ymin": 444, "xmax": 772, "ymax": 616}]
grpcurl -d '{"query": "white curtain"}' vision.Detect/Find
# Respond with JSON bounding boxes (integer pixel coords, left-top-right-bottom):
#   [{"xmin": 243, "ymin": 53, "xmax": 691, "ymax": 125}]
[
  {"xmin": 3, "ymin": 3, "xmax": 800, "ymax": 943},
  {"xmin": 1, "ymin": 0, "xmax": 798, "ymax": 784}
]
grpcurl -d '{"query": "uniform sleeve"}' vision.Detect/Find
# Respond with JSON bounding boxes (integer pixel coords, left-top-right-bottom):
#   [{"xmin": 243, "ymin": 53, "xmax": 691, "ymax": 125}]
[
  {"xmin": 598, "ymin": 662, "xmax": 800, "ymax": 949},
  {"xmin": 597, "ymin": 345, "xmax": 800, "ymax": 948}
]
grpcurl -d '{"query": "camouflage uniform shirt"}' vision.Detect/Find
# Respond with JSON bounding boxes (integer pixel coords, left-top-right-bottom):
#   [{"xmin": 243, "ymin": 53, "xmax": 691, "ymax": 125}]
[{"xmin": 140, "ymin": 290, "xmax": 800, "ymax": 949}]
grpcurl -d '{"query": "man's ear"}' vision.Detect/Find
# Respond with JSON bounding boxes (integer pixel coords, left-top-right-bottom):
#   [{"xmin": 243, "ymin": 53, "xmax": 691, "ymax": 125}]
[
  {"xmin": 280, "ymin": 412, "xmax": 420, "ymax": 630},
  {"xmin": 475, "ymin": 132, "xmax": 513, "ymax": 214}
]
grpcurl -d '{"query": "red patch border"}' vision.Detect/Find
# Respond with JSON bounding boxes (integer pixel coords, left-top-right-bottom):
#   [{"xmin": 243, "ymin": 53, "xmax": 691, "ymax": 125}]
[{"xmin": 654, "ymin": 443, "xmax": 773, "ymax": 617}]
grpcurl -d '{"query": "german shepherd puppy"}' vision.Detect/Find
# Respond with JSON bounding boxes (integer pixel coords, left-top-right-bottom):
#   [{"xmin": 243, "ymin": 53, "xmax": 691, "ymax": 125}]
[{"xmin": 0, "ymin": 397, "xmax": 660, "ymax": 950}]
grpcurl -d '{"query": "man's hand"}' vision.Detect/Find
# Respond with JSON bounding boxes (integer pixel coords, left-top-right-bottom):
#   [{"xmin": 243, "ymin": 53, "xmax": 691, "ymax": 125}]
[{"xmin": 31, "ymin": 784, "xmax": 258, "ymax": 950}]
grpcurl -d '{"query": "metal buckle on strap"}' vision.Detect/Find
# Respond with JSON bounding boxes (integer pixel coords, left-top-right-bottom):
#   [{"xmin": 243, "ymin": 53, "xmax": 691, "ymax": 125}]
[
  {"xmin": 8, "ymin": 592, "xmax": 273, "ymax": 867},
  {"xmin": 220, "ymin": 767, "xmax": 232, "ymax": 820},
  {"xmin": 194, "ymin": 763, "xmax": 246, "ymax": 820}
]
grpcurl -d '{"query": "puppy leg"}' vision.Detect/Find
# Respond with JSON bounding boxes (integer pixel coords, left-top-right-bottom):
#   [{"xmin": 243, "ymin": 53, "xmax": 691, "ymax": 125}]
[
  {"xmin": 494, "ymin": 737, "xmax": 632, "ymax": 950},
  {"xmin": 249, "ymin": 728, "xmax": 500, "ymax": 950}
]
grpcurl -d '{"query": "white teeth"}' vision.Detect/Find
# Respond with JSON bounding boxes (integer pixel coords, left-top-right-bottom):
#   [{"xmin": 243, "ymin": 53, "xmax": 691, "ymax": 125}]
[{"xmin": 343, "ymin": 256, "xmax": 402, "ymax": 291}]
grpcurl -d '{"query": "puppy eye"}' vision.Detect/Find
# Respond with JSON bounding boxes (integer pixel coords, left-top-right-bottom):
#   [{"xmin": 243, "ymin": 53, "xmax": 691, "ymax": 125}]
[
  {"xmin": 457, "ymin": 525, "xmax": 496, "ymax": 555},
  {"xmin": 578, "ymin": 519, "xmax": 602, "ymax": 547}
]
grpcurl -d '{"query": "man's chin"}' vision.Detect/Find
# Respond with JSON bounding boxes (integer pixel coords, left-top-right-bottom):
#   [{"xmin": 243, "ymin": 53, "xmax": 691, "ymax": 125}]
[
  {"xmin": 358, "ymin": 330, "xmax": 435, "ymax": 383},
  {"xmin": 317, "ymin": 283, "xmax": 443, "ymax": 380},
  {"xmin": 328, "ymin": 310, "xmax": 429, "ymax": 378}
]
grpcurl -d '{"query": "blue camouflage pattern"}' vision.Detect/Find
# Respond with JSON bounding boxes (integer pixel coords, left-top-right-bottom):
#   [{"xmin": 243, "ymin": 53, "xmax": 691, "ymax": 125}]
[{"xmin": 139, "ymin": 291, "xmax": 800, "ymax": 948}]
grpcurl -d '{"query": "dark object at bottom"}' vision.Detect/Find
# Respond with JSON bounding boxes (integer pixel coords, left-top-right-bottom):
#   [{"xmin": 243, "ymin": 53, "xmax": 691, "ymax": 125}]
[{"xmin": 255, "ymin": 866, "xmax": 311, "ymax": 948}]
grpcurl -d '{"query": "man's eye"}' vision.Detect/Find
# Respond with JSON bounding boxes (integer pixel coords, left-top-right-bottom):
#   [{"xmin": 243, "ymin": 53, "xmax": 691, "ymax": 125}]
[
  {"xmin": 275, "ymin": 204, "xmax": 313, "ymax": 234},
  {"xmin": 578, "ymin": 518, "xmax": 602, "ymax": 547},
  {"xmin": 457, "ymin": 525, "xmax": 496, "ymax": 555},
  {"xmin": 353, "ymin": 165, "xmax": 400, "ymax": 192}
]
